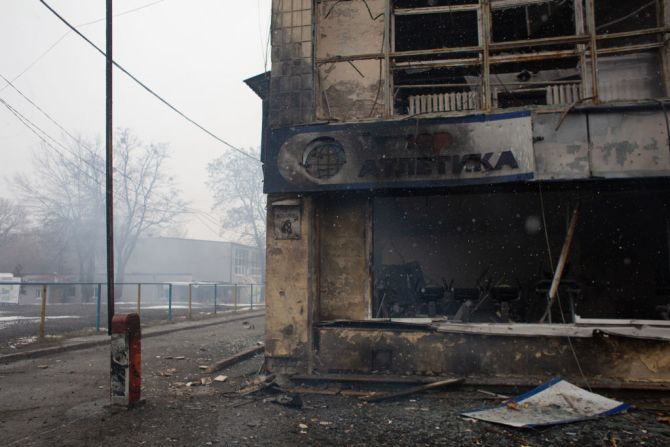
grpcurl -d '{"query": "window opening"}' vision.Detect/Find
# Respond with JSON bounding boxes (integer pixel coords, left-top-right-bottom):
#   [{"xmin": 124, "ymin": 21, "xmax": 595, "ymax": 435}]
[
  {"xmin": 372, "ymin": 189, "xmax": 670, "ymax": 322},
  {"xmin": 388, "ymin": 0, "xmax": 667, "ymax": 115}
]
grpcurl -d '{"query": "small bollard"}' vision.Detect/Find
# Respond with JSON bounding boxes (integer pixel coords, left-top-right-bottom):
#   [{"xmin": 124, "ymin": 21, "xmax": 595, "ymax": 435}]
[
  {"xmin": 136, "ymin": 283, "xmax": 141, "ymax": 316},
  {"xmin": 214, "ymin": 284, "xmax": 218, "ymax": 314},
  {"xmin": 96, "ymin": 283, "xmax": 102, "ymax": 332},
  {"xmin": 167, "ymin": 283, "xmax": 173, "ymax": 321},
  {"xmin": 39, "ymin": 284, "xmax": 47, "ymax": 340},
  {"xmin": 188, "ymin": 284, "xmax": 192, "ymax": 319},
  {"xmin": 110, "ymin": 313, "xmax": 141, "ymax": 407}
]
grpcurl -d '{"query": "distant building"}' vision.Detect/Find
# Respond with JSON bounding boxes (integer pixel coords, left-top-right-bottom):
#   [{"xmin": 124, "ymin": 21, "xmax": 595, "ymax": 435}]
[{"xmin": 122, "ymin": 237, "xmax": 263, "ymax": 285}]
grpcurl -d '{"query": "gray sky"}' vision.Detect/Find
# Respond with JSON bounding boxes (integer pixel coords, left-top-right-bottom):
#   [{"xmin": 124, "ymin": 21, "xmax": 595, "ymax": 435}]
[{"xmin": 0, "ymin": 0, "xmax": 270, "ymax": 240}]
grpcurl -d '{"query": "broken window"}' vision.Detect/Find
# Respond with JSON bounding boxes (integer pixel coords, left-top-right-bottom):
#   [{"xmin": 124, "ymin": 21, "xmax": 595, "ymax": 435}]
[
  {"xmin": 389, "ymin": 0, "xmax": 667, "ymax": 116},
  {"xmin": 372, "ymin": 187, "xmax": 670, "ymax": 322},
  {"xmin": 589, "ymin": 0, "xmax": 665, "ymax": 101},
  {"xmin": 392, "ymin": 1, "xmax": 482, "ymax": 114}
]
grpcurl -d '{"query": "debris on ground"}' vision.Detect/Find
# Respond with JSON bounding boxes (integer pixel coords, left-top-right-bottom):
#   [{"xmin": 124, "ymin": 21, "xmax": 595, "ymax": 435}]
[
  {"xmin": 263, "ymin": 393, "xmax": 303, "ymax": 409},
  {"xmin": 37, "ymin": 364, "xmax": 49, "ymax": 369},
  {"xmin": 461, "ymin": 377, "xmax": 630, "ymax": 428},
  {"xmin": 363, "ymin": 377, "xmax": 464, "ymax": 402},
  {"xmin": 157, "ymin": 368, "xmax": 176, "ymax": 377},
  {"xmin": 205, "ymin": 343, "xmax": 264, "ymax": 373},
  {"xmin": 238, "ymin": 374, "xmax": 276, "ymax": 395},
  {"xmin": 477, "ymin": 389, "xmax": 510, "ymax": 399},
  {"xmin": 213, "ymin": 375, "xmax": 228, "ymax": 383}
]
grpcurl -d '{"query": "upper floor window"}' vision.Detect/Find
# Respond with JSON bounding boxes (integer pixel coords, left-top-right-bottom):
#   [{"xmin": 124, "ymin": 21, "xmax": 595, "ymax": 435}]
[
  {"xmin": 234, "ymin": 249, "xmax": 249, "ymax": 276},
  {"xmin": 391, "ymin": 0, "xmax": 667, "ymax": 116}
]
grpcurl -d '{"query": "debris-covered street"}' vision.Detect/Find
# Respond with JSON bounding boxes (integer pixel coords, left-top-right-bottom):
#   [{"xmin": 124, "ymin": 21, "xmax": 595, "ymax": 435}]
[{"xmin": 2, "ymin": 314, "xmax": 669, "ymax": 447}]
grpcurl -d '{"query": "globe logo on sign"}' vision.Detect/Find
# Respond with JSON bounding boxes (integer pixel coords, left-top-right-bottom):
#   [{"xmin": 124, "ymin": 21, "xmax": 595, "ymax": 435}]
[{"xmin": 302, "ymin": 137, "xmax": 346, "ymax": 179}]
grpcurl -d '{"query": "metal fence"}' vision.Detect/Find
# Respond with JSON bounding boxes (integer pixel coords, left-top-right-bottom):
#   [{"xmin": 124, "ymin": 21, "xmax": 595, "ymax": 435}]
[{"xmin": 0, "ymin": 281, "xmax": 265, "ymax": 346}]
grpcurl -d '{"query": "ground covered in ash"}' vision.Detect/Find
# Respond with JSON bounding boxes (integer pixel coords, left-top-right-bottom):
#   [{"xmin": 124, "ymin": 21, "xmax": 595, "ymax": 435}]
[{"xmin": 2, "ymin": 315, "xmax": 669, "ymax": 446}]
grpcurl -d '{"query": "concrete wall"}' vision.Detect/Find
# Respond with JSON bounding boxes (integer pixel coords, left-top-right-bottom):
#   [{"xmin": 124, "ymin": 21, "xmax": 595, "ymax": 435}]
[{"xmin": 265, "ymin": 195, "xmax": 316, "ymax": 372}]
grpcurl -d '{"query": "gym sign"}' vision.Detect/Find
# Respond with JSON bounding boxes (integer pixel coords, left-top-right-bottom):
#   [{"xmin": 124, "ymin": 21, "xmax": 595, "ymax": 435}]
[{"xmin": 266, "ymin": 112, "xmax": 535, "ymax": 193}]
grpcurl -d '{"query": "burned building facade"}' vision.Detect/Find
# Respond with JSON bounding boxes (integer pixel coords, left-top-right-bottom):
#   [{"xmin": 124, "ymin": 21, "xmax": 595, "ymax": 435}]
[{"xmin": 254, "ymin": 0, "xmax": 670, "ymax": 388}]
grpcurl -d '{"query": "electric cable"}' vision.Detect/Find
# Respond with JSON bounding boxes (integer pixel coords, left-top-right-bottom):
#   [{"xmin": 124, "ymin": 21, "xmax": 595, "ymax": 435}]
[
  {"xmin": 0, "ymin": 97, "xmax": 104, "ymax": 186},
  {"xmin": 0, "ymin": 0, "xmax": 170, "ymax": 93},
  {"xmin": 38, "ymin": 0, "xmax": 259, "ymax": 163}
]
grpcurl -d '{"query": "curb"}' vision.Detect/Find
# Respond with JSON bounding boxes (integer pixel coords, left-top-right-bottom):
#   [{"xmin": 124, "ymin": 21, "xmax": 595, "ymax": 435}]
[{"xmin": 0, "ymin": 310, "xmax": 265, "ymax": 364}]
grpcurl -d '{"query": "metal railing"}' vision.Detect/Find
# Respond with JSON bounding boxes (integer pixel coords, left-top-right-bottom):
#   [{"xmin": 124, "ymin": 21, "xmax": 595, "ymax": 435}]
[{"xmin": 0, "ymin": 281, "xmax": 265, "ymax": 344}]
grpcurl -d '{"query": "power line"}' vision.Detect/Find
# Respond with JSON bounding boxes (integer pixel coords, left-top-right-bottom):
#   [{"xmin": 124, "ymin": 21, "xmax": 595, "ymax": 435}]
[
  {"xmin": 0, "ymin": 0, "xmax": 170, "ymax": 94},
  {"xmin": 38, "ymin": 0, "xmax": 259, "ymax": 163},
  {"xmin": 1, "ymin": 96, "xmax": 191, "ymax": 225},
  {"xmin": 0, "ymin": 33, "xmax": 69, "ymax": 94},
  {"xmin": 0, "ymin": 97, "xmax": 104, "ymax": 186},
  {"xmin": 77, "ymin": 0, "xmax": 167, "ymax": 27},
  {"xmin": 0, "ymin": 73, "xmax": 92, "ymax": 153},
  {"xmin": 0, "ymin": 71, "xmax": 156, "ymax": 191}
]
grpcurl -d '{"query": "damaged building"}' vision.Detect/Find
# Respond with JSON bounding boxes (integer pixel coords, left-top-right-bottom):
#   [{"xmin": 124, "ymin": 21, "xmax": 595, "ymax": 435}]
[{"xmin": 247, "ymin": 0, "xmax": 670, "ymax": 388}]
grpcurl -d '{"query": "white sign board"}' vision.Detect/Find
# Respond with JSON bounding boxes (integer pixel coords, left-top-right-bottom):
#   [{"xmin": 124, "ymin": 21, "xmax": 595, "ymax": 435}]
[{"xmin": 0, "ymin": 274, "xmax": 20, "ymax": 304}]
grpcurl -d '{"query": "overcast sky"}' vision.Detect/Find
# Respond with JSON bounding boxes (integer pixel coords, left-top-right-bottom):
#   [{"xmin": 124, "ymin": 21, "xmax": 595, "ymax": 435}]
[{"xmin": 0, "ymin": 0, "xmax": 270, "ymax": 241}]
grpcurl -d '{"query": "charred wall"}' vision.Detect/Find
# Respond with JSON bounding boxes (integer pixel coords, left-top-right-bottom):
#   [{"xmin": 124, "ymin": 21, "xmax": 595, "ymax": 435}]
[
  {"xmin": 315, "ymin": 0, "xmax": 386, "ymax": 120},
  {"xmin": 316, "ymin": 326, "xmax": 670, "ymax": 387},
  {"xmin": 265, "ymin": 195, "xmax": 316, "ymax": 373},
  {"xmin": 270, "ymin": 0, "xmax": 314, "ymax": 127},
  {"xmin": 318, "ymin": 195, "xmax": 371, "ymax": 320}
]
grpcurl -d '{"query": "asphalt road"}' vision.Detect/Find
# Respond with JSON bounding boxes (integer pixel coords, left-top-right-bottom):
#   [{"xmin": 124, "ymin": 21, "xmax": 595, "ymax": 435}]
[
  {"xmin": 1, "ymin": 314, "xmax": 669, "ymax": 446},
  {"xmin": 0, "ymin": 313, "xmax": 266, "ymax": 446}
]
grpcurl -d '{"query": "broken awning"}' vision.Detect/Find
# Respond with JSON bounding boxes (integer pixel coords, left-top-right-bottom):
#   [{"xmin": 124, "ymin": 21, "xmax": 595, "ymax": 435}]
[{"xmin": 461, "ymin": 377, "xmax": 630, "ymax": 428}]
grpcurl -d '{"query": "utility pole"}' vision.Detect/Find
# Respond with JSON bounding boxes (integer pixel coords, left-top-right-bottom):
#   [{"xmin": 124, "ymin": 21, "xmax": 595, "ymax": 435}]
[{"xmin": 106, "ymin": 0, "xmax": 115, "ymax": 335}]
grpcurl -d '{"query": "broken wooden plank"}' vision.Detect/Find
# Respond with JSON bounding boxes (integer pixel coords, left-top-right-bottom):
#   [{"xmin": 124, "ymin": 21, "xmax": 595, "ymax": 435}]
[
  {"xmin": 291, "ymin": 373, "xmax": 445, "ymax": 384},
  {"xmin": 363, "ymin": 377, "xmax": 464, "ymax": 402},
  {"xmin": 238, "ymin": 374, "xmax": 275, "ymax": 395},
  {"xmin": 282, "ymin": 386, "xmax": 341, "ymax": 396},
  {"xmin": 541, "ymin": 205, "xmax": 579, "ymax": 323},
  {"xmin": 574, "ymin": 316, "xmax": 670, "ymax": 327},
  {"xmin": 205, "ymin": 344, "xmax": 264, "ymax": 373}
]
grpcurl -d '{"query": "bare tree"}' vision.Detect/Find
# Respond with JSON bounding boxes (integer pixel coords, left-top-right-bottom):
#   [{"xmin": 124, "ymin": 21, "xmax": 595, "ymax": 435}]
[
  {"xmin": 0, "ymin": 197, "xmax": 27, "ymax": 249},
  {"xmin": 113, "ymin": 129, "xmax": 187, "ymax": 285},
  {"xmin": 15, "ymin": 129, "xmax": 186, "ymax": 288},
  {"xmin": 206, "ymin": 148, "xmax": 265, "ymax": 249},
  {"xmin": 15, "ymin": 139, "xmax": 104, "ymax": 287}
]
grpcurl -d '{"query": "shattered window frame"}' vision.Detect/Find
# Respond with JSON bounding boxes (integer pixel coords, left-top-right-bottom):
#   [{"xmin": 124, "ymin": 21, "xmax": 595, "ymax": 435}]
[{"xmin": 389, "ymin": 0, "xmax": 668, "ymax": 116}]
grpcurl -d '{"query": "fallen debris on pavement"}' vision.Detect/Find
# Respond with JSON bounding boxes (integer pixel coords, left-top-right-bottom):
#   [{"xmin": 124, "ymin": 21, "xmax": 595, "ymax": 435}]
[
  {"xmin": 263, "ymin": 393, "xmax": 303, "ymax": 409},
  {"xmin": 461, "ymin": 377, "xmax": 630, "ymax": 428},
  {"xmin": 205, "ymin": 343, "xmax": 264, "ymax": 373},
  {"xmin": 363, "ymin": 377, "xmax": 464, "ymax": 402},
  {"xmin": 238, "ymin": 374, "xmax": 276, "ymax": 395}
]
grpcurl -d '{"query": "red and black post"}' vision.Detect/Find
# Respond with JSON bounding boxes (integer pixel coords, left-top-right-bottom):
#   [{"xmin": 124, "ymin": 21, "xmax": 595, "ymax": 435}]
[{"xmin": 111, "ymin": 313, "xmax": 142, "ymax": 406}]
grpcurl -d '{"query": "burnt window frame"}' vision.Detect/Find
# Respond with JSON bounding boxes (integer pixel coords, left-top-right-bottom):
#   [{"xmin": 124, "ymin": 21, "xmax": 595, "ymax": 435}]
[{"xmin": 384, "ymin": 0, "xmax": 670, "ymax": 115}]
